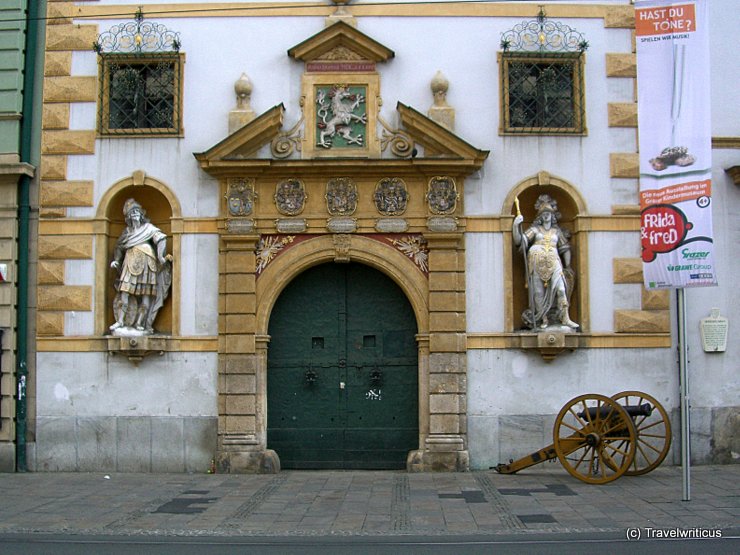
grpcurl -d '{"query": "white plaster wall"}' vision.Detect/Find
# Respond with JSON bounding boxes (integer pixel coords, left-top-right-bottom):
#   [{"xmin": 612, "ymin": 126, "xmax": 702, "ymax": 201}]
[
  {"xmin": 179, "ymin": 233, "xmax": 219, "ymax": 336},
  {"xmin": 64, "ymin": 259, "xmax": 96, "ymax": 336},
  {"xmin": 37, "ymin": 351, "xmax": 218, "ymax": 417},
  {"xmin": 466, "ymin": 233, "xmax": 505, "ymax": 332},
  {"xmin": 468, "ymin": 347, "xmax": 677, "ymax": 469}
]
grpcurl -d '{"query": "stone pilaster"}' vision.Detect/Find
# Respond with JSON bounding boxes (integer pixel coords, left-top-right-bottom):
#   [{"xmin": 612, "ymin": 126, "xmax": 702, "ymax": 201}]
[
  {"xmin": 409, "ymin": 232, "xmax": 468, "ymax": 471},
  {"xmin": 216, "ymin": 234, "xmax": 278, "ymax": 473}
]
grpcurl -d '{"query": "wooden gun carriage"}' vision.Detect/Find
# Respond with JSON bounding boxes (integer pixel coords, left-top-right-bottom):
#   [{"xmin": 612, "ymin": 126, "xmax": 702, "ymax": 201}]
[{"xmin": 494, "ymin": 391, "xmax": 672, "ymax": 484}]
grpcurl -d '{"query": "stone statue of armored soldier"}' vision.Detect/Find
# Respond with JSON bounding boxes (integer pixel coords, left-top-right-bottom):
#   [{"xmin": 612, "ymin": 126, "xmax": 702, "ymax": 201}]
[
  {"xmin": 512, "ymin": 194, "xmax": 578, "ymax": 330},
  {"xmin": 110, "ymin": 198, "xmax": 172, "ymax": 335}
]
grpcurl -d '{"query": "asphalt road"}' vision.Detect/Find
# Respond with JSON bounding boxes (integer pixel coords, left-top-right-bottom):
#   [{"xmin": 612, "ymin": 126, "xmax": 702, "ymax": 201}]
[{"xmin": 1, "ymin": 532, "xmax": 739, "ymax": 555}]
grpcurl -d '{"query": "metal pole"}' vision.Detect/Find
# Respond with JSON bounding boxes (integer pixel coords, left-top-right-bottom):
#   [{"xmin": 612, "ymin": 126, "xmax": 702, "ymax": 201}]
[
  {"xmin": 677, "ymin": 288, "xmax": 690, "ymax": 501},
  {"xmin": 15, "ymin": 0, "xmax": 43, "ymax": 472}
]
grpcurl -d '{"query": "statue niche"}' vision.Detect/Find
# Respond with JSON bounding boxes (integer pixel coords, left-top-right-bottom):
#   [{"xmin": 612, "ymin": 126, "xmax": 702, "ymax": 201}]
[
  {"xmin": 109, "ymin": 198, "xmax": 173, "ymax": 336},
  {"xmin": 512, "ymin": 194, "xmax": 578, "ymax": 331}
]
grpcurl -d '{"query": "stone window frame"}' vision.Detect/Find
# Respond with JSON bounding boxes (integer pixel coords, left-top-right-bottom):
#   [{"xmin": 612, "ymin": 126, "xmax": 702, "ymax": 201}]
[
  {"xmin": 498, "ymin": 51, "xmax": 587, "ymax": 136},
  {"xmin": 96, "ymin": 52, "xmax": 185, "ymax": 138}
]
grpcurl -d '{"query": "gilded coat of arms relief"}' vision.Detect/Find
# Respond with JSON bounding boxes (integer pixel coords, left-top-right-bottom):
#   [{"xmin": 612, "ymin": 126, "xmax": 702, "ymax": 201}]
[
  {"xmin": 274, "ymin": 178, "xmax": 307, "ymax": 216},
  {"xmin": 374, "ymin": 177, "xmax": 408, "ymax": 216},
  {"xmin": 426, "ymin": 176, "xmax": 458, "ymax": 215},
  {"xmin": 326, "ymin": 177, "xmax": 358, "ymax": 216},
  {"xmin": 225, "ymin": 177, "xmax": 257, "ymax": 216}
]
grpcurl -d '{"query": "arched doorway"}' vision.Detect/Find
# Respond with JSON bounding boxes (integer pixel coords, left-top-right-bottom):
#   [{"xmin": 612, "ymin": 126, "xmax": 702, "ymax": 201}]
[{"xmin": 267, "ymin": 262, "xmax": 419, "ymax": 469}]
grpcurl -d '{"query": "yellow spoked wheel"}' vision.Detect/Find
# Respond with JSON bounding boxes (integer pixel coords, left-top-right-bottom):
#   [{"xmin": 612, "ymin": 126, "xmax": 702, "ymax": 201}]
[
  {"xmin": 553, "ymin": 393, "xmax": 637, "ymax": 484},
  {"xmin": 611, "ymin": 390, "xmax": 672, "ymax": 476}
]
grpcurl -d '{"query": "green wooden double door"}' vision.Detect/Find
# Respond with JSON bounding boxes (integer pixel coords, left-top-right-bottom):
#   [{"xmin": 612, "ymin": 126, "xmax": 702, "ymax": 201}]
[{"xmin": 267, "ymin": 263, "xmax": 419, "ymax": 469}]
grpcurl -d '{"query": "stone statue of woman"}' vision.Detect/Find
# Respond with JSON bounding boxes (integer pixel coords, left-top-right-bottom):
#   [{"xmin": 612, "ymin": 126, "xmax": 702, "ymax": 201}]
[
  {"xmin": 512, "ymin": 194, "xmax": 578, "ymax": 330},
  {"xmin": 109, "ymin": 198, "xmax": 172, "ymax": 335}
]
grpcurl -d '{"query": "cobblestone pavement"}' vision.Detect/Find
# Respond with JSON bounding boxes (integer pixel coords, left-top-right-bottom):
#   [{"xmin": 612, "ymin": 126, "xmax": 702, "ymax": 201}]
[{"xmin": 0, "ymin": 465, "xmax": 737, "ymax": 537}]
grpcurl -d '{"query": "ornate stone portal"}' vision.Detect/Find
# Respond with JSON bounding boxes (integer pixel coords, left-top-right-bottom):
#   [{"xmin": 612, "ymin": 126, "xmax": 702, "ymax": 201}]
[{"xmin": 195, "ymin": 20, "xmax": 488, "ymax": 473}]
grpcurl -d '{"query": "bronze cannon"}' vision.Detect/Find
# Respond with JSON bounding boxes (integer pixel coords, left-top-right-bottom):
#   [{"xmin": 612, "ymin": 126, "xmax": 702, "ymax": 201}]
[{"xmin": 494, "ymin": 391, "xmax": 672, "ymax": 484}]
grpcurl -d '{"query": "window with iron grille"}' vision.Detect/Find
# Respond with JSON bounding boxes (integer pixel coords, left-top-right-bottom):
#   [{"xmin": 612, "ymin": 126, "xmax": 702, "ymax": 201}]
[
  {"xmin": 500, "ymin": 51, "xmax": 585, "ymax": 135},
  {"xmin": 98, "ymin": 53, "xmax": 183, "ymax": 136}
]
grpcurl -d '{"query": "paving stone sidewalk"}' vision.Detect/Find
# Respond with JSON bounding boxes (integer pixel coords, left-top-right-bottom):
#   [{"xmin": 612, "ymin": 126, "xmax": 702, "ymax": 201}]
[{"xmin": 0, "ymin": 465, "xmax": 737, "ymax": 537}]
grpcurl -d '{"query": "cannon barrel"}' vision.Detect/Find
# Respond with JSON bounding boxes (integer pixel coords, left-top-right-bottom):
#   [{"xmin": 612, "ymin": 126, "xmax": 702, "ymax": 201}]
[{"xmin": 578, "ymin": 403, "xmax": 652, "ymax": 420}]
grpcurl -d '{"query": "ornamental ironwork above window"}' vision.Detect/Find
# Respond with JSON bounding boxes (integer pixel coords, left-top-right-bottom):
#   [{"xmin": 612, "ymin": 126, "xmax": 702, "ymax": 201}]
[
  {"xmin": 499, "ymin": 9, "xmax": 588, "ymax": 135},
  {"xmin": 94, "ymin": 9, "xmax": 183, "ymax": 137}
]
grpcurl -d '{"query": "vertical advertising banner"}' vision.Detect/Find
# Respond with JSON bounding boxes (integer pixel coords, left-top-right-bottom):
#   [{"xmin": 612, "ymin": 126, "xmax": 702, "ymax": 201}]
[{"xmin": 636, "ymin": 0, "xmax": 717, "ymax": 289}]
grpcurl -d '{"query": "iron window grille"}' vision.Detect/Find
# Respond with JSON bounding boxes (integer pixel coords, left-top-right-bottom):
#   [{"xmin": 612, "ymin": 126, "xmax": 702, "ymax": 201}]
[
  {"xmin": 93, "ymin": 9, "xmax": 183, "ymax": 137},
  {"xmin": 499, "ymin": 9, "xmax": 588, "ymax": 135},
  {"xmin": 97, "ymin": 53, "xmax": 183, "ymax": 136}
]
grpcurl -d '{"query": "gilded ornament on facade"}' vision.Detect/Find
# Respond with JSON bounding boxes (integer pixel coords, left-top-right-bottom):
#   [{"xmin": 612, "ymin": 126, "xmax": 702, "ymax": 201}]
[
  {"xmin": 326, "ymin": 177, "xmax": 358, "ymax": 216},
  {"xmin": 426, "ymin": 176, "xmax": 458, "ymax": 215},
  {"xmin": 316, "ymin": 85, "xmax": 367, "ymax": 149},
  {"xmin": 274, "ymin": 178, "xmax": 307, "ymax": 216},
  {"xmin": 387, "ymin": 235, "xmax": 429, "ymax": 273},
  {"xmin": 255, "ymin": 235, "xmax": 295, "ymax": 274},
  {"xmin": 374, "ymin": 177, "xmax": 408, "ymax": 216},
  {"xmin": 225, "ymin": 178, "xmax": 257, "ymax": 217}
]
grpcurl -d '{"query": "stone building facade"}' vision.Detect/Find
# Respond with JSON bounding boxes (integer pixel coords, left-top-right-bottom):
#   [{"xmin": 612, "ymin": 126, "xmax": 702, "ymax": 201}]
[{"xmin": 3, "ymin": 0, "xmax": 736, "ymax": 472}]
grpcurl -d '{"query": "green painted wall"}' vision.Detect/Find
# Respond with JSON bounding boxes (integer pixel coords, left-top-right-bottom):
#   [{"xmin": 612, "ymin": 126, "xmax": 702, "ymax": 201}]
[{"xmin": 0, "ymin": 1, "xmax": 26, "ymax": 155}]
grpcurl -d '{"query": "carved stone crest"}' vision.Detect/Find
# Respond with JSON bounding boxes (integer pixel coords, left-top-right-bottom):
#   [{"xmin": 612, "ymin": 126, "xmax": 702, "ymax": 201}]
[
  {"xmin": 374, "ymin": 177, "xmax": 408, "ymax": 216},
  {"xmin": 225, "ymin": 178, "xmax": 257, "ymax": 216},
  {"xmin": 316, "ymin": 85, "xmax": 367, "ymax": 149},
  {"xmin": 333, "ymin": 234, "xmax": 352, "ymax": 263},
  {"xmin": 326, "ymin": 177, "xmax": 358, "ymax": 216},
  {"xmin": 426, "ymin": 176, "xmax": 458, "ymax": 215},
  {"xmin": 274, "ymin": 178, "xmax": 307, "ymax": 216}
]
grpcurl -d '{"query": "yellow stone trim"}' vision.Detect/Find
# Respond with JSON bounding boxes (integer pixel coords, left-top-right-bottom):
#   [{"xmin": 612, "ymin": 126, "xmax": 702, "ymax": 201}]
[
  {"xmin": 195, "ymin": 104, "xmax": 284, "ymax": 163},
  {"xmin": 36, "ymin": 336, "xmax": 218, "ymax": 352},
  {"xmin": 40, "ymin": 207, "xmax": 67, "ymax": 219},
  {"xmin": 615, "ymin": 309, "xmax": 670, "ymax": 334},
  {"xmin": 47, "ymin": 2, "xmax": 75, "ymax": 25},
  {"xmin": 46, "ymin": 23, "xmax": 98, "ymax": 52},
  {"xmin": 606, "ymin": 53, "xmax": 637, "ymax": 78},
  {"xmin": 39, "ymin": 217, "xmax": 218, "ymax": 236},
  {"xmin": 37, "ymin": 311, "xmax": 65, "ymax": 337},
  {"xmin": 467, "ymin": 214, "xmax": 639, "ymax": 233},
  {"xmin": 42, "ymin": 103, "xmax": 71, "ymax": 130},
  {"xmin": 610, "ymin": 152, "xmax": 639, "ymax": 178},
  {"xmin": 74, "ymin": 3, "xmax": 622, "ymax": 20},
  {"xmin": 613, "ymin": 257, "xmax": 643, "ymax": 283},
  {"xmin": 611, "ymin": 204, "xmax": 640, "ymax": 215},
  {"xmin": 712, "ymin": 137, "xmax": 740, "ymax": 149},
  {"xmin": 642, "ymin": 289, "xmax": 670, "ymax": 311},
  {"xmin": 607, "ymin": 102, "xmax": 637, "ymax": 127},
  {"xmin": 40, "ymin": 180, "xmax": 94, "ymax": 207},
  {"xmin": 288, "ymin": 20, "xmax": 394, "ymax": 63},
  {"xmin": 40, "ymin": 155, "xmax": 67, "ymax": 180},
  {"xmin": 38, "ymin": 235, "xmax": 93, "ymax": 259},
  {"xmin": 41, "ymin": 130, "xmax": 96, "ymax": 155},
  {"xmin": 44, "ymin": 51, "xmax": 72, "ymax": 77},
  {"xmin": 467, "ymin": 332, "xmax": 671, "ymax": 349},
  {"xmin": 38, "ymin": 285, "xmax": 92, "ymax": 311},
  {"xmin": 38, "ymin": 260, "xmax": 65, "ymax": 285},
  {"xmin": 44, "ymin": 76, "xmax": 97, "ymax": 103},
  {"xmin": 604, "ymin": 5, "xmax": 634, "ymax": 28}
]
